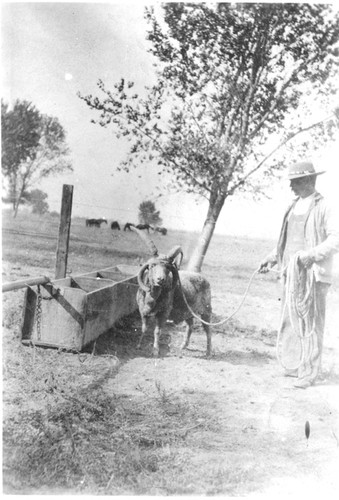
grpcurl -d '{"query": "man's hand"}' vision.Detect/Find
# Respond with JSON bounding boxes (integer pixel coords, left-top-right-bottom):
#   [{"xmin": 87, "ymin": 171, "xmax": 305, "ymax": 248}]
[
  {"xmin": 258, "ymin": 256, "xmax": 277, "ymax": 274},
  {"xmin": 297, "ymin": 250, "xmax": 315, "ymax": 268}
]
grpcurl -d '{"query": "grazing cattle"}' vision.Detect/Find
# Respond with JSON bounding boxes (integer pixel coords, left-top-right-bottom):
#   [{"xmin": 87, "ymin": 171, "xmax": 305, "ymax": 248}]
[
  {"xmin": 136, "ymin": 223, "xmax": 153, "ymax": 233},
  {"xmin": 155, "ymin": 227, "xmax": 167, "ymax": 235},
  {"xmin": 124, "ymin": 222, "xmax": 135, "ymax": 231},
  {"xmin": 86, "ymin": 218, "xmax": 107, "ymax": 228},
  {"xmin": 86, "ymin": 218, "xmax": 97, "ymax": 227},
  {"xmin": 111, "ymin": 221, "xmax": 120, "ymax": 230}
]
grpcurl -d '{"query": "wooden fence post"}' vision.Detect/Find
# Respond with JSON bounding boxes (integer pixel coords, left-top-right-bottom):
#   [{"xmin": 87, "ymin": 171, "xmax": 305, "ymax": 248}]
[{"xmin": 55, "ymin": 184, "xmax": 74, "ymax": 279}]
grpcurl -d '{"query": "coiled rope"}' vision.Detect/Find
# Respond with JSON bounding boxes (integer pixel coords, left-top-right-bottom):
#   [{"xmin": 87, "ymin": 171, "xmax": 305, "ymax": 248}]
[
  {"xmin": 177, "ymin": 267, "xmax": 260, "ymax": 327},
  {"xmin": 276, "ymin": 253, "xmax": 317, "ymax": 371}
]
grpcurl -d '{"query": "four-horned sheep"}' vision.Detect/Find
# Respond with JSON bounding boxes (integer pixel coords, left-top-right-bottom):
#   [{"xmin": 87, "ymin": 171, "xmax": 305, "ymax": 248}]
[{"xmin": 131, "ymin": 226, "xmax": 212, "ymax": 357}]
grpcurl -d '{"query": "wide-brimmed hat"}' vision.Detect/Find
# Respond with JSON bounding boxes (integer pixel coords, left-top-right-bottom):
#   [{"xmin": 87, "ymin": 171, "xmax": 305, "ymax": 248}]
[{"xmin": 288, "ymin": 161, "xmax": 326, "ymax": 180}]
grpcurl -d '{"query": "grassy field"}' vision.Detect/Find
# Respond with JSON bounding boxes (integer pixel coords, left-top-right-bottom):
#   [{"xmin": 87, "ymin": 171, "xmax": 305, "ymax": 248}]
[
  {"xmin": 2, "ymin": 209, "xmax": 339, "ymax": 495},
  {"xmin": 2, "ymin": 210, "xmax": 276, "ymax": 271}
]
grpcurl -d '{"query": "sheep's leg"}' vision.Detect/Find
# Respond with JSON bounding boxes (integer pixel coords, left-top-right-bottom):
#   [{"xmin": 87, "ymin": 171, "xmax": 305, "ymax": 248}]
[
  {"xmin": 138, "ymin": 316, "xmax": 148, "ymax": 349},
  {"xmin": 181, "ymin": 317, "xmax": 193, "ymax": 350},
  {"xmin": 153, "ymin": 317, "xmax": 162, "ymax": 357},
  {"xmin": 201, "ymin": 314, "xmax": 212, "ymax": 357},
  {"xmin": 153, "ymin": 314, "xmax": 167, "ymax": 357}
]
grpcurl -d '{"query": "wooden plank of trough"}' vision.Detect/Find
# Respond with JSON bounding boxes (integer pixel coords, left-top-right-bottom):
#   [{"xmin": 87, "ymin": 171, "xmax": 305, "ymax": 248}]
[{"xmin": 55, "ymin": 184, "xmax": 73, "ymax": 279}]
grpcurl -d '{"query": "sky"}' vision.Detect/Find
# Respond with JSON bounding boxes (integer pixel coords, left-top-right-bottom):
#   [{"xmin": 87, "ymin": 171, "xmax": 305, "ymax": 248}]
[{"xmin": 2, "ymin": 1, "xmax": 339, "ymax": 239}]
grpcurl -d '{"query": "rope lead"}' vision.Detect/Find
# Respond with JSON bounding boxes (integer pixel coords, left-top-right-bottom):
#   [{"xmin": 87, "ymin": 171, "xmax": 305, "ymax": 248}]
[{"xmin": 178, "ymin": 267, "xmax": 260, "ymax": 327}]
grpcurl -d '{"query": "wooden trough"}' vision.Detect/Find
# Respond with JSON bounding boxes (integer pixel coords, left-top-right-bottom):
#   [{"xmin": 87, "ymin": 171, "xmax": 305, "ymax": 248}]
[{"xmin": 21, "ymin": 265, "xmax": 140, "ymax": 351}]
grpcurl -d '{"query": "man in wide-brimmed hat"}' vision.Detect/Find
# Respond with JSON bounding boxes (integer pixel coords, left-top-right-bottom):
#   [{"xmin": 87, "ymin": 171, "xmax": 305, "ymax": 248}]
[{"xmin": 259, "ymin": 161, "xmax": 339, "ymax": 388}]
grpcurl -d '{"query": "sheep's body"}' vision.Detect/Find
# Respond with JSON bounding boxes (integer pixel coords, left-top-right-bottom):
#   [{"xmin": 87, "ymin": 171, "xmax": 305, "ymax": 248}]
[
  {"xmin": 130, "ymin": 225, "xmax": 211, "ymax": 357},
  {"xmin": 170, "ymin": 271, "xmax": 212, "ymax": 356},
  {"xmin": 136, "ymin": 266, "xmax": 212, "ymax": 357}
]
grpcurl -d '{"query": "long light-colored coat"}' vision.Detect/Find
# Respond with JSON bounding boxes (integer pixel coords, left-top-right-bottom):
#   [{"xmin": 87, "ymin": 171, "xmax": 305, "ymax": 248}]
[{"xmin": 271, "ymin": 192, "xmax": 339, "ymax": 283}]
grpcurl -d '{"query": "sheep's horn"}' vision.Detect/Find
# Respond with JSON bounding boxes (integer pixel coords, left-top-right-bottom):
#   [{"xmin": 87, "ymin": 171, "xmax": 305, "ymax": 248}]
[
  {"xmin": 137, "ymin": 263, "xmax": 150, "ymax": 292},
  {"xmin": 167, "ymin": 246, "xmax": 183, "ymax": 268},
  {"xmin": 170, "ymin": 263, "xmax": 180, "ymax": 290},
  {"xmin": 130, "ymin": 226, "xmax": 158, "ymax": 256}
]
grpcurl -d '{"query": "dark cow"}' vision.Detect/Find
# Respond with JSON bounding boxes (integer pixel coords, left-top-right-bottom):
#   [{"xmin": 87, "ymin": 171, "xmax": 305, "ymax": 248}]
[
  {"xmin": 86, "ymin": 218, "xmax": 107, "ymax": 228},
  {"xmin": 155, "ymin": 227, "xmax": 167, "ymax": 235},
  {"xmin": 86, "ymin": 218, "xmax": 97, "ymax": 227},
  {"xmin": 124, "ymin": 222, "xmax": 135, "ymax": 231},
  {"xmin": 136, "ymin": 223, "xmax": 153, "ymax": 233},
  {"xmin": 111, "ymin": 221, "xmax": 120, "ymax": 230}
]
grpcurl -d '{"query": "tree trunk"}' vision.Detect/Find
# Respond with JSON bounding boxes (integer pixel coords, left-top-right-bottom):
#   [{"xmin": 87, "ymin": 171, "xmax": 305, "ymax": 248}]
[
  {"xmin": 187, "ymin": 193, "xmax": 226, "ymax": 272},
  {"xmin": 13, "ymin": 200, "xmax": 20, "ymax": 218},
  {"xmin": 11, "ymin": 177, "xmax": 17, "ymax": 216},
  {"xmin": 13, "ymin": 184, "xmax": 25, "ymax": 218}
]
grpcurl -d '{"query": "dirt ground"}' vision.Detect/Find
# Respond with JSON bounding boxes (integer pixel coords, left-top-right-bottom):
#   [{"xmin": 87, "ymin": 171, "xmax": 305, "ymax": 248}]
[{"xmin": 100, "ymin": 286, "xmax": 339, "ymax": 496}]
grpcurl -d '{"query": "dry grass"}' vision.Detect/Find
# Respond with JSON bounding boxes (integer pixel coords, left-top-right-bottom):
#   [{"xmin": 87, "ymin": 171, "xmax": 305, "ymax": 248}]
[
  {"xmin": 3, "ymin": 322, "xmax": 214, "ymax": 494},
  {"xmin": 3, "ymin": 379, "xmax": 207, "ymax": 494}
]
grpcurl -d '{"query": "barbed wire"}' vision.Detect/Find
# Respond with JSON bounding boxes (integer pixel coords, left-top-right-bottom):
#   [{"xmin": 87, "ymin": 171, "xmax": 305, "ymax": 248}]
[{"xmin": 11, "ymin": 198, "xmax": 205, "ymax": 224}]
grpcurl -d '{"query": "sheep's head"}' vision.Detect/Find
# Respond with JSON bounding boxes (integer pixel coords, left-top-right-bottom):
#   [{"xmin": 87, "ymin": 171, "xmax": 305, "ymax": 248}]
[
  {"xmin": 131, "ymin": 225, "xmax": 183, "ymax": 294},
  {"xmin": 137, "ymin": 254, "xmax": 181, "ymax": 294}
]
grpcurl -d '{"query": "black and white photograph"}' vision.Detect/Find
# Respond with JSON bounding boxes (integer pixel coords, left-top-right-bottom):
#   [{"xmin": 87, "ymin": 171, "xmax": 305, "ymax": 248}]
[{"xmin": 2, "ymin": 1, "xmax": 339, "ymax": 496}]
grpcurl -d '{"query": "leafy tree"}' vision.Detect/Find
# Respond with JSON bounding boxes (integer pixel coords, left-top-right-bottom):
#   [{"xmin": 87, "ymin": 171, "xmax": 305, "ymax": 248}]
[
  {"xmin": 138, "ymin": 200, "xmax": 163, "ymax": 226},
  {"xmin": 1, "ymin": 99, "xmax": 72, "ymax": 217},
  {"xmin": 25, "ymin": 189, "xmax": 49, "ymax": 215},
  {"xmin": 79, "ymin": 3, "xmax": 339, "ymax": 271}
]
